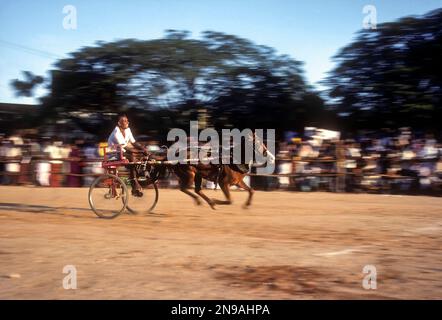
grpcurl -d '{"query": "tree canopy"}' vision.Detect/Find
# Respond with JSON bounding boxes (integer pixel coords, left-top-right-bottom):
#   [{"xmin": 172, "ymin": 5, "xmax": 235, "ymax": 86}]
[
  {"xmin": 324, "ymin": 9, "xmax": 442, "ymax": 131},
  {"xmin": 11, "ymin": 30, "xmax": 332, "ymax": 139},
  {"xmin": 9, "ymin": 9, "xmax": 442, "ymax": 139}
]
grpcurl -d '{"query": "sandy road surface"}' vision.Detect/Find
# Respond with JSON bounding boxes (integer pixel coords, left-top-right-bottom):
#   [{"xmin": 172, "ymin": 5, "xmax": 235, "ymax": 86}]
[{"xmin": 0, "ymin": 186, "xmax": 441, "ymax": 299}]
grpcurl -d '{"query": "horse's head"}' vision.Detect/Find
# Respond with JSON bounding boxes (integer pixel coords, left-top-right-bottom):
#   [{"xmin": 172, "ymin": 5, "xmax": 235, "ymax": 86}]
[{"xmin": 250, "ymin": 132, "xmax": 276, "ymax": 165}]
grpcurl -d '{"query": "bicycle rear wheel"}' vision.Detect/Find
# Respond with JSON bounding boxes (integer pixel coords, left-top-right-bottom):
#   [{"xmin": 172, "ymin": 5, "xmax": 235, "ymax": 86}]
[
  {"xmin": 126, "ymin": 179, "xmax": 159, "ymax": 214},
  {"xmin": 88, "ymin": 174, "xmax": 128, "ymax": 218}
]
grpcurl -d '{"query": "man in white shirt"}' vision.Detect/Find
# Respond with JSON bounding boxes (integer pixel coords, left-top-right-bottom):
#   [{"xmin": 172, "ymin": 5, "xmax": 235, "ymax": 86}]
[
  {"xmin": 107, "ymin": 115, "xmax": 148, "ymax": 197},
  {"xmin": 107, "ymin": 118, "xmax": 136, "ymax": 153}
]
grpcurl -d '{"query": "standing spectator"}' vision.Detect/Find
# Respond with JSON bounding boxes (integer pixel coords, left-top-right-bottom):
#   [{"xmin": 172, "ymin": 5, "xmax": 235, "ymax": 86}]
[
  {"xmin": 67, "ymin": 140, "xmax": 84, "ymax": 187},
  {"xmin": 0, "ymin": 134, "xmax": 5, "ymax": 184},
  {"xmin": 44, "ymin": 140, "xmax": 63, "ymax": 187},
  {"xmin": 60, "ymin": 143, "xmax": 72, "ymax": 187},
  {"xmin": 82, "ymin": 141, "xmax": 103, "ymax": 187},
  {"xmin": 1, "ymin": 138, "xmax": 22, "ymax": 185},
  {"xmin": 18, "ymin": 142, "xmax": 32, "ymax": 185},
  {"xmin": 36, "ymin": 138, "xmax": 51, "ymax": 186}
]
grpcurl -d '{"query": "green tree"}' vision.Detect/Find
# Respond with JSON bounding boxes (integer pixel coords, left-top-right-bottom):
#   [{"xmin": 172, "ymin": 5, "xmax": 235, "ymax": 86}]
[
  {"xmin": 324, "ymin": 9, "xmax": 442, "ymax": 131},
  {"xmin": 12, "ymin": 30, "xmax": 330, "ymax": 139},
  {"xmin": 10, "ymin": 71, "xmax": 44, "ymax": 97}
]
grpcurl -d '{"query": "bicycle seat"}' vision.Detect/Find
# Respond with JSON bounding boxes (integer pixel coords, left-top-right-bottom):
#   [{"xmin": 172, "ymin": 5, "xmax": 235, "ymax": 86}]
[{"xmin": 106, "ymin": 151, "xmax": 121, "ymax": 161}]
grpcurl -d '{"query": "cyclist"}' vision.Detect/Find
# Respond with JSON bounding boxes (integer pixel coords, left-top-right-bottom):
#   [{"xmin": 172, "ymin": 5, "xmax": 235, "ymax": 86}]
[{"xmin": 107, "ymin": 114, "xmax": 148, "ymax": 197}]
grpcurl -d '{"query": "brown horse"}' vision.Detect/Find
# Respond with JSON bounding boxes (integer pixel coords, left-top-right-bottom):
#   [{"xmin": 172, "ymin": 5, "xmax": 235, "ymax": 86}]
[
  {"xmin": 172, "ymin": 163, "xmax": 251, "ymax": 209},
  {"xmin": 170, "ymin": 134, "xmax": 275, "ymax": 209}
]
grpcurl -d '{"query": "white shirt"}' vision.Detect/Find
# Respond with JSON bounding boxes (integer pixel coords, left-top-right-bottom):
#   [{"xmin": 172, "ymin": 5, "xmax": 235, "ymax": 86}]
[
  {"xmin": 44, "ymin": 144, "xmax": 63, "ymax": 164},
  {"xmin": 107, "ymin": 126, "xmax": 136, "ymax": 151}
]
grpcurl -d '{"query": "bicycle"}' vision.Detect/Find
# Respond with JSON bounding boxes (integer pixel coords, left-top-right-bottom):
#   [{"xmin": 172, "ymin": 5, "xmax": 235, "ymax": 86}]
[{"xmin": 88, "ymin": 146, "xmax": 161, "ymax": 219}]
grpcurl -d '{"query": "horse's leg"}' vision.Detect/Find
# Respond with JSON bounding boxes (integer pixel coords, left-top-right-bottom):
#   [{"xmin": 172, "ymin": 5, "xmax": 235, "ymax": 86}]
[
  {"xmin": 194, "ymin": 173, "xmax": 216, "ymax": 209},
  {"xmin": 175, "ymin": 166, "xmax": 201, "ymax": 205},
  {"xmin": 237, "ymin": 178, "xmax": 254, "ymax": 208},
  {"xmin": 210, "ymin": 167, "xmax": 232, "ymax": 205},
  {"xmin": 180, "ymin": 185, "xmax": 202, "ymax": 205},
  {"xmin": 212, "ymin": 181, "xmax": 232, "ymax": 205}
]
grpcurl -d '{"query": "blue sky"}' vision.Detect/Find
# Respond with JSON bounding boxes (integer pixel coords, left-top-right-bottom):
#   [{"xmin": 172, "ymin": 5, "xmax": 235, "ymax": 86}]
[{"xmin": 1, "ymin": 0, "xmax": 441, "ymax": 104}]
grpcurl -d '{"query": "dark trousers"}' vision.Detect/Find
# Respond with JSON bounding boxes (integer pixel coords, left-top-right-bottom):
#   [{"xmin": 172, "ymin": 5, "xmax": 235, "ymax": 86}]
[{"xmin": 124, "ymin": 147, "xmax": 146, "ymax": 190}]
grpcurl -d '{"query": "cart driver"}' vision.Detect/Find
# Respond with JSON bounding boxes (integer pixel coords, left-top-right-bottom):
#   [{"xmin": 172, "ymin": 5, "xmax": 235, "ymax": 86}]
[{"xmin": 107, "ymin": 114, "xmax": 148, "ymax": 197}]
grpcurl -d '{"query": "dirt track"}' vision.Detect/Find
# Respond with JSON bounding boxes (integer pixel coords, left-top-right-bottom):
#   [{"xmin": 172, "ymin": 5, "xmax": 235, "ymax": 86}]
[{"xmin": 0, "ymin": 186, "xmax": 441, "ymax": 299}]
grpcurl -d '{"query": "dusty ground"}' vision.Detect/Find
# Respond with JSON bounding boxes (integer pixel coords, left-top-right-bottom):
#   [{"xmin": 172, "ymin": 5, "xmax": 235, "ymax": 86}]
[{"xmin": 0, "ymin": 186, "xmax": 441, "ymax": 299}]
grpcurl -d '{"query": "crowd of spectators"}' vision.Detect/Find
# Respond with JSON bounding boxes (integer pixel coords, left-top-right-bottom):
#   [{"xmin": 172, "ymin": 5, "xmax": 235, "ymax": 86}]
[
  {"xmin": 276, "ymin": 128, "xmax": 442, "ymax": 195},
  {"xmin": 0, "ymin": 134, "xmax": 103, "ymax": 187},
  {"xmin": 1, "ymin": 128, "xmax": 441, "ymax": 195}
]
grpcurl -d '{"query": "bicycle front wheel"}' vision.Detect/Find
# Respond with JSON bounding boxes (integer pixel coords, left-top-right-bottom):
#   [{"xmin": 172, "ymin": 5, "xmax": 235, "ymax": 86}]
[{"xmin": 88, "ymin": 174, "xmax": 128, "ymax": 219}]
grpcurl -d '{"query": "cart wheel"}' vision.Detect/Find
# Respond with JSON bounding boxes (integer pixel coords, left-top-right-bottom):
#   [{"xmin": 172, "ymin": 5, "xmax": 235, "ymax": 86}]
[
  {"xmin": 88, "ymin": 174, "xmax": 128, "ymax": 219},
  {"xmin": 126, "ymin": 179, "xmax": 159, "ymax": 214}
]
